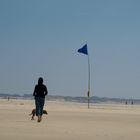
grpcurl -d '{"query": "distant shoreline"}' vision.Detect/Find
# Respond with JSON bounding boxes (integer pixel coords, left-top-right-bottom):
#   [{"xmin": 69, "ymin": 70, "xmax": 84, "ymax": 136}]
[{"xmin": 0, "ymin": 93, "xmax": 139, "ymax": 105}]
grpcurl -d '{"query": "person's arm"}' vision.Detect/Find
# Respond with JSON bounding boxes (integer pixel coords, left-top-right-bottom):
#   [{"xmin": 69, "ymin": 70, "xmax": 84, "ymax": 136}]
[{"xmin": 44, "ymin": 85, "xmax": 48, "ymax": 96}]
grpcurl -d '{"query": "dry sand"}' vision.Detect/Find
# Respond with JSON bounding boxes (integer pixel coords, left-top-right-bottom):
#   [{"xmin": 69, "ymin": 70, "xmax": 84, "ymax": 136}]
[{"xmin": 0, "ymin": 98, "xmax": 140, "ymax": 140}]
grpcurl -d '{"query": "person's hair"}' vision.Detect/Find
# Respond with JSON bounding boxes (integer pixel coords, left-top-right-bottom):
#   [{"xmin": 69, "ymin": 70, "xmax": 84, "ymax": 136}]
[{"xmin": 38, "ymin": 77, "xmax": 43, "ymax": 85}]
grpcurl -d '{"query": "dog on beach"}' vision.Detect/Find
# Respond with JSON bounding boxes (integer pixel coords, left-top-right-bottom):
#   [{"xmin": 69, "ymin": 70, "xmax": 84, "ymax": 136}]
[{"xmin": 29, "ymin": 109, "xmax": 48, "ymax": 120}]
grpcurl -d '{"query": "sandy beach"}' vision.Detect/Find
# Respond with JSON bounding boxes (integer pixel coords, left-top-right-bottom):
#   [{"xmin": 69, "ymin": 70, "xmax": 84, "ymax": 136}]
[{"xmin": 0, "ymin": 99, "xmax": 140, "ymax": 140}]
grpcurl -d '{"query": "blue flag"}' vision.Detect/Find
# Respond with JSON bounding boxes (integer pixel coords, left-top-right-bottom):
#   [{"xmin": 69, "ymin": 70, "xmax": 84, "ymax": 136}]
[{"xmin": 78, "ymin": 44, "xmax": 88, "ymax": 55}]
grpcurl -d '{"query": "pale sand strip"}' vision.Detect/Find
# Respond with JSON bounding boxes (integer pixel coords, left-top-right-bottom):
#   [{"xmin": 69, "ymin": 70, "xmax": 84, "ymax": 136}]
[{"xmin": 0, "ymin": 99, "xmax": 140, "ymax": 140}]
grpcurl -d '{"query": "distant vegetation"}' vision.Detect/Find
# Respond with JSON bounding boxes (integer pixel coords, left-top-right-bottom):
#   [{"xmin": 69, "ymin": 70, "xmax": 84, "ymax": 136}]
[{"xmin": 0, "ymin": 93, "xmax": 139, "ymax": 105}]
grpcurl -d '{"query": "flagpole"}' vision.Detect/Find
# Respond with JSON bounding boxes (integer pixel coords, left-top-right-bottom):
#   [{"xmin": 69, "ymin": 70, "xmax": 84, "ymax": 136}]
[
  {"xmin": 77, "ymin": 43, "xmax": 90, "ymax": 109},
  {"xmin": 87, "ymin": 46, "xmax": 90, "ymax": 109}
]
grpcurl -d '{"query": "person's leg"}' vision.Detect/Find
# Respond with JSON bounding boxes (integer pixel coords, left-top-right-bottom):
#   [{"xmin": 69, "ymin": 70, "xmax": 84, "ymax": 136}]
[
  {"xmin": 35, "ymin": 97, "xmax": 39, "ymax": 116},
  {"xmin": 40, "ymin": 98, "xmax": 45, "ymax": 116},
  {"xmin": 35, "ymin": 97, "xmax": 45, "ymax": 122},
  {"xmin": 37, "ymin": 97, "xmax": 44, "ymax": 122}
]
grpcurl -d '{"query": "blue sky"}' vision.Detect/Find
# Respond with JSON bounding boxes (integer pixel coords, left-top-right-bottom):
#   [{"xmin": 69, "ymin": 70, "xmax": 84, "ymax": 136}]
[{"xmin": 0, "ymin": 0, "xmax": 140, "ymax": 99}]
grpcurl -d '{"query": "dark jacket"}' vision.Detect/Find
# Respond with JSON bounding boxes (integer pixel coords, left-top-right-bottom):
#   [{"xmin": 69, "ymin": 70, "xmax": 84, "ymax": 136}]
[{"xmin": 33, "ymin": 84, "xmax": 48, "ymax": 98}]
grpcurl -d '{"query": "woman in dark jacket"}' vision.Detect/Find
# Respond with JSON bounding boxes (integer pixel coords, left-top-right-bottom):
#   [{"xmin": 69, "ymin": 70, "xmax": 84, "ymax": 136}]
[{"xmin": 33, "ymin": 77, "xmax": 48, "ymax": 122}]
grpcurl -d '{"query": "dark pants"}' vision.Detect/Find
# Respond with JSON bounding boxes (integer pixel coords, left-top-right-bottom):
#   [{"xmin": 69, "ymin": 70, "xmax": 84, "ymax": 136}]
[{"xmin": 35, "ymin": 97, "xmax": 45, "ymax": 116}]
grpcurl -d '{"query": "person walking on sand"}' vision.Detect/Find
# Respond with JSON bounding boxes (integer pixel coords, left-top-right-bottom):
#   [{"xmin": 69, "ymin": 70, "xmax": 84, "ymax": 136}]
[{"xmin": 33, "ymin": 77, "xmax": 48, "ymax": 122}]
